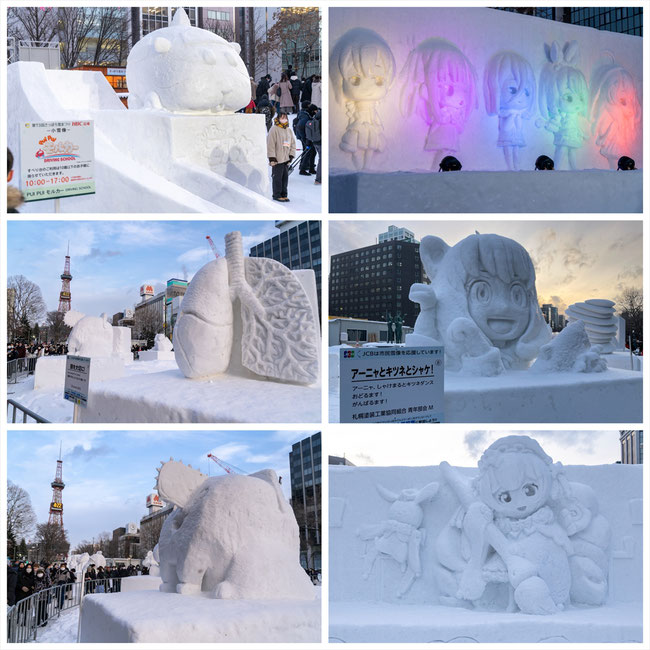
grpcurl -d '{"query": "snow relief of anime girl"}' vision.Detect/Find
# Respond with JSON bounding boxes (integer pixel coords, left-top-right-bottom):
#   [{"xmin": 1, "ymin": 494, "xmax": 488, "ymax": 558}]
[
  {"xmin": 408, "ymin": 232, "xmax": 551, "ymax": 376},
  {"xmin": 330, "ymin": 28, "xmax": 396, "ymax": 170},
  {"xmin": 483, "ymin": 51, "xmax": 536, "ymax": 171},
  {"xmin": 590, "ymin": 57, "xmax": 641, "ymax": 170},
  {"xmin": 435, "ymin": 435, "xmax": 611, "ymax": 615},
  {"xmin": 537, "ymin": 41, "xmax": 589, "ymax": 170},
  {"xmin": 400, "ymin": 38, "xmax": 477, "ymax": 171}
]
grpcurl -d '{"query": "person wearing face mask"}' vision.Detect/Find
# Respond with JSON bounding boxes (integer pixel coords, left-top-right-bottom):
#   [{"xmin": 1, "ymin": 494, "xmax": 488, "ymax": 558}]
[
  {"xmin": 54, "ymin": 562, "xmax": 71, "ymax": 608},
  {"xmin": 16, "ymin": 564, "xmax": 34, "ymax": 602},
  {"xmin": 33, "ymin": 567, "xmax": 51, "ymax": 627},
  {"xmin": 267, "ymin": 110, "xmax": 296, "ymax": 202}
]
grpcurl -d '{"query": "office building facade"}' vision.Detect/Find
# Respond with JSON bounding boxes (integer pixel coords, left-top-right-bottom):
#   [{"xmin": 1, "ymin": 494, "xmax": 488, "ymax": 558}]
[{"xmin": 620, "ymin": 430, "xmax": 643, "ymax": 464}]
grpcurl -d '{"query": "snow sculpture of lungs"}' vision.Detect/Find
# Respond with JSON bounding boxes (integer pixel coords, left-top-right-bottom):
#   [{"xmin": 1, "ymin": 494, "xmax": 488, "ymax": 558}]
[
  {"xmin": 537, "ymin": 41, "xmax": 589, "ymax": 170},
  {"xmin": 330, "ymin": 28, "xmax": 396, "ymax": 171},
  {"xmin": 483, "ymin": 51, "xmax": 536, "ymax": 171},
  {"xmin": 154, "ymin": 459, "xmax": 314, "ymax": 600},
  {"xmin": 126, "ymin": 8, "xmax": 251, "ymax": 113},
  {"xmin": 435, "ymin": 435, "xmax": 611, "ymax": 614},
  {"xmin": 173, "ymin": 231, "xmax": 319, "ymax": 384},
  {"xmin": 400, "ymin": 38, "xmax": 477, "ymax": 171},
  {"xmin": 408, "ymin": 233, "xmax": 551, "ymax": 376},
  {"xmin": 358, "ymin": 482, "xmax": 439, "ymax": 597},
  {"xmin": 590, "ymin": 56, "xmax": 642, "ymax": 170}
]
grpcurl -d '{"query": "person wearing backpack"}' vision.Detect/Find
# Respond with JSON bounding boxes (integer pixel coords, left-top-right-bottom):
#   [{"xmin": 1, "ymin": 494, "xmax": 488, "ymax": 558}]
[
  {"xmin": 307, "ymin": 108, "xmax": 322, "ymax": 185},
  {"xmin": 294, "ymin": 101, "xmax": 314, "ymax": 176}
]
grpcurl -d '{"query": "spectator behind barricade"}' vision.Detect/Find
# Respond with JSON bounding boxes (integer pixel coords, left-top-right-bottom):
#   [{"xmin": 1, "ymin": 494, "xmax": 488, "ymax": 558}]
[
  {"xmin": 307, "ymin": 107, "xmax": 322, "ymax": 185},
  {"xmin": 311, "ymin": 75, "xmax": 322, "ymax": 108},
  {"xmin": 267, "ymin": 110, "xmax": 296, "ymax": 202},
  {"xmin": 33, "ymin": 567, "xmax": 50, "ymax": 627},
  {"xmin": 7, "ymin": 560, "xmax": 19, "ymax": 607},
  {"xmin": 16, "ymin": 564, "xmax": 34, "ymax": 602},
  {"xmin": 7, "ymin": 148, "xmax": 24, "ymax": 213}
]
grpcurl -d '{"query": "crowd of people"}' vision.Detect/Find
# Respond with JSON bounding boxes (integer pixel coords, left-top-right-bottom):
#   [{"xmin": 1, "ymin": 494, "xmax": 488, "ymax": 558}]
[
  {"xmin": 7, "ymin": 559, "xmax": 147, "ymax": 628},
  {"xmin": 7, "ymin": 342, "xmax": 68, "ymax": 362}
]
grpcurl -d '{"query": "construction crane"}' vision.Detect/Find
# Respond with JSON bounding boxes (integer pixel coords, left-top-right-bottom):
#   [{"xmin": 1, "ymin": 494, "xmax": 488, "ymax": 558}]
[
  {"xmin": 207, "ymin": 453, "xmax": 245, "ymax": 475},
  {"xmin": 206, "ymin": 235, "xmax": 219, "ymax": 259}
]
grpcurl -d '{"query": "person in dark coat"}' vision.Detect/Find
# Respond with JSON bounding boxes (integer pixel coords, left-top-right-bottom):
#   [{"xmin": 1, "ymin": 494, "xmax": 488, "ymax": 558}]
[
  {"xmin": 33, "ymin": 567, "xmax": 50, "ymax": 627},
  {"xmin": 300, "ymin": 75, "xmax": 313, "ymax": 104},
  {"xmin": 255, "ymin": 76, "xmax": 270, "ymax": 102},
  {"xmin": 294, "ymin": 102, "xmax": 317, "ymax": 175},
  {"xmin": 16, "ymin": 565, "xmax": 35, "ymax": 602},
  {"xmin": 290, "ymin": 75, "xmax": 302, "ymax": 112},
  {"xmin": 54, "ymin": 562, "xmax": 71, "ymax": 608},
  {"xmin": 7, "ymin": 561, "xmax": 19, "ymax": 607},
  {"xmin": 255, "ymin": 94, "xmax": 276, "ymax": 132}
]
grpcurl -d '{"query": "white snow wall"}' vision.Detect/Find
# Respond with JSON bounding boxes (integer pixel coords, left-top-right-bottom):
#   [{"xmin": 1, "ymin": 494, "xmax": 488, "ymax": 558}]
[
  {"xmin": 330, "ymin": 8, "xmax": 642, "ymax": 172},
  {"xmin": 329, "ymin": 463, "xmax": 642, "ymax": 605}
]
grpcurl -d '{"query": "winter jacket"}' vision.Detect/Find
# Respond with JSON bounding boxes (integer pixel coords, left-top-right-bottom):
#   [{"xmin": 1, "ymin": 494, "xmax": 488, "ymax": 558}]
[
  {"xmin": 33, "ymin": 571, "xmax": 50, "ymax": 594},
  {"xmin": 311, "ymin": 82, "xmax": 322, "ymax": 108},
  {"xmin": 7, "ymin": 566, "xmax": 18, "ymax": 606},
  {"xmin": 290, "ymin": 76, "xmax": 301, "ymax": 101},
  {"xmin": 276, "ymin": 81, "xmax": 294, "ymax": 109},
  {"xmin": 267, "ymin": 121, "xmax": 296, "ymax": 164},
  {"xmin": 301, "ymin": 79, "xmax": 312, "ymax": 103},
  {"xmin": 55, "ymin": 568, "xmax": 71, "ymax": 585},
  {"xmin": 294, "ymin": 109, "xmax": 311, "ymax": 141},
  {"xmin": 7, "ymin": 186, "xmax": 23, "ymax": 213},
  {"xmin": 255, "ymin": 79, "xmax": 269, "ymax": 101},
  {"xmin": 16, "ymin": 569, "xmax": 35, "ymax": 601}
]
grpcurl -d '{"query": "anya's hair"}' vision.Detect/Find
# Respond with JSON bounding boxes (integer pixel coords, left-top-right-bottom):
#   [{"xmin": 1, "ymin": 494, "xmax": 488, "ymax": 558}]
[
  {"xmin": 400, "ymin": 38, "xmax": 477, "ymax": 126},
  {"xmin": 483, "ymin": 51, "xmax": 536, "ymax": 118},
  {"xmin": 330, "ymin": 27, "xmax": 396, "ymax": 105},
  {"xmin": 590, "ymin": 63, "xmax": 641, "ymax": 130},
  {"xmin": 539, "ymin": 63, "xmax": 588, "ymax": 120}
]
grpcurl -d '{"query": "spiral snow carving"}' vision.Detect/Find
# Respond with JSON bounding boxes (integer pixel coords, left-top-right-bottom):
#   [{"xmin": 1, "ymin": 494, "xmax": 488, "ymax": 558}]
[
  {"xmin": 154, "ymin": 459, "xmax": 315, "ymax": 600},
  {"xmin": 173, "ymin": 231, "xmax": 319, "ymax": 384},
  {"xmin": 565, "ymin": 299, "xmax": 618, "ymax": 353}
]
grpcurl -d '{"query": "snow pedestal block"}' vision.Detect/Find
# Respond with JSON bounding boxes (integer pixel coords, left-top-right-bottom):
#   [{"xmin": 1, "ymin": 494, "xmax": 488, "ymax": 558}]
[
  {"xmin": 76, "ymin": 369, "xmax": 321, "ymax": 423},
  {"xmin": 79, "ymin": 590, "xmax": 320, "ymax": 643},
  {"xmin": 329, "ymin": 169, "xmax": 643, "ymax": 213},
  {"xmin": 443, "ymin": 367, "xmax": 642, "ymax": 423},
  {"xmin": 33, "ymin": 356, "xmax": 125, "ymax": 391},
  {"xmin": 119, "ymin": 575, "xmax": 162, "ymax": 592},
  {"xmin": 138, "ymin": 350, "xmax": 175, "ymax": 362}
]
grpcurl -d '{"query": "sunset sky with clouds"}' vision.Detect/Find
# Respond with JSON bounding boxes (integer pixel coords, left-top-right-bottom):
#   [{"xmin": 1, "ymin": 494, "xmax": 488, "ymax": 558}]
[{"xmin": 329, "ymin": 220, "xmax": 642, "ymax": 314}]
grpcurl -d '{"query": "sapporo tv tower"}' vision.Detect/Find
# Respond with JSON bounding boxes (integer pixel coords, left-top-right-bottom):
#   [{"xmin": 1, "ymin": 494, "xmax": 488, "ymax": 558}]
[
  {"xmin": 48, "ymin": 443, "xmax": 65, "ymax": 527},
  {"xmin": 58, "ymin": 243, "xmax": 72, "ymax": 313}
]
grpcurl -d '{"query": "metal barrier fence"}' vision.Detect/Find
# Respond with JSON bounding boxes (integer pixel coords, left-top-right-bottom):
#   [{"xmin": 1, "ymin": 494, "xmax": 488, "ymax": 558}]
[
  {"xmin": 7, "ymin": 399, "xmax": 50, "ymax": 424},
  {"xmin": 7, "ymin": 358, "xmax": 37, "ymax": 384},
  {"xmin": 7, "ymin": 578, "xmax": 119, "ymax": 643}
]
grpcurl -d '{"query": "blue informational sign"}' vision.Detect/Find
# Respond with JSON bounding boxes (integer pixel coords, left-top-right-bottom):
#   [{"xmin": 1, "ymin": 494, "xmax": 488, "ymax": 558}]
[
  {"xmin": 339, "ymin": 346, "xmax": 444, "ymax": 423},
  {"xmin": 64, "ymin": 355, "xmax": 91, "ymax": 407}
]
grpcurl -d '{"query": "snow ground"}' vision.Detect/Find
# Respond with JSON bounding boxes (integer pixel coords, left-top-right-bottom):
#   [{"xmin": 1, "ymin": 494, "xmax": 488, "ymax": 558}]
[{"xmin": 30, "ymin": 608, "xmax": 78, "ymax": 644}]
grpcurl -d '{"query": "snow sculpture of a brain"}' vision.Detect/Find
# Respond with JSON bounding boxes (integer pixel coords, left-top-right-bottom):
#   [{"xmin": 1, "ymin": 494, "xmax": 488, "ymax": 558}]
[
  {"xmin": 409, "ymin": 232, "xmax": 551, "ymax": 376},
  {"xmin": 126, "ymin": 8, "xmax": 251, "ymax": 113},
  {"xmin": 436, "ymin": 435, "xmax": 611, "ymax": 614},
  {"xmin": 155, "ymin": 459, "xmax": 315, "ymax": 600},
  {"xmin": 173, "ymin": 231, "xmax": 319, "ymax": 385}
]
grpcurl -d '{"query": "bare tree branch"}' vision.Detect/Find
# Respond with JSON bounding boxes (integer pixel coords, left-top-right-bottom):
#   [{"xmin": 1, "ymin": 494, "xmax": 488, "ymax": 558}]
[
  {"xmin": 7, "ymin": 275, "xmax": 47, "ymax": 341},
  {"xmin": 7, "ymin": 481, "xmax": 37, "ymax": 544}
]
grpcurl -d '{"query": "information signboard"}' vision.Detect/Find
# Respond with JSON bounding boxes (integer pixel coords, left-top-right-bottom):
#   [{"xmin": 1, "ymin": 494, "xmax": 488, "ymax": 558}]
[
  {"xmin": 340, "ymin": 346, "xmax": 444, "ymax": 423},
  {"xmin": 64, "ymin": 355, "xmax": 91, "ymax": 407},
  {"xmin": 20, "ymin": 120, "xmax": 95, "ymax": 201}
]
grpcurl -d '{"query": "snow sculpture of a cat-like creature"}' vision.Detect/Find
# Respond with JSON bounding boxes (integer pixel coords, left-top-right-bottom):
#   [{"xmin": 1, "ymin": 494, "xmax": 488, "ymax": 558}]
[
  {"xmin": 155, "ymin": 459, "xmax": 315, "ymax": 600},
  {"xmin": 435, "ymin": 435, "xmax": 611, "ymax": 614},
  {"xmin": 173, "ymin": 231, "xmax": 319, "ymax": 384},
  {"xmin": 126, "ymin": 8, "xmax": 251, "ymax": 114},
  {"xmin": 408, "ymin": 232, "xmax": 551, "ymax": 376}
]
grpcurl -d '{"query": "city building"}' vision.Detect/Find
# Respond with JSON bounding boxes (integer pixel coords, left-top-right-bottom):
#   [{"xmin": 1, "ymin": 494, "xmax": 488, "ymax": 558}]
[
  {"xmin": 328, "ymin": 317, "xmax": 414, "ymax": 346},
  {"xmin": 234, "ymin": 7, "xmax": 282, "ymax": 80},
  {"xmin": 134, "ymin": 279, "xmax": 188, "ymax": 343},
  {"xmin": 289, "ymin": 432, "xmax": 321, "ymax": 570},
  {"xmin": 329, "ymin": 455, "xmax": 355, "ymax": 466},
  {"xmin": 620, "ymin": 430, "xmax": 643, "ymax": 464},
  {"xmin": 139, "ymin": 493, "xmax": 173, "ymax": 554},
  {"xmin": 164, "ymin": 278, "xmax": 188, "ymax": 340},
  {"xmin": 378, "ymin": 225, "xmax": 417, "ymax": 244},
  {"xmin": 541, "ymin": 303, "xmax": 563, "ymax": 331},
  {"xmin": 131, "ymin": 7, "xmax": 234, "ymax": 43},
  {"xmin": 249, "ymin": 220, "xmax": 322, "ymax": 315},
  {"xmin": 496, "ymin": 7, "xmax": 642, "ymax": 36},
  {"xmin": 329, "ymin": 239, "xmax": 425, "ymax": 327},
  {"xmin": 116, "ymin": 522, "xmax": 140, "ymax": 558}
]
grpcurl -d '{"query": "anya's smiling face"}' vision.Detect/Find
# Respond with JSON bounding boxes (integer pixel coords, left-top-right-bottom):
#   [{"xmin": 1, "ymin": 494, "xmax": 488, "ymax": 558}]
[{"xmin": 466, "ymin": 274, "xmax": 530, "ymax": 344}]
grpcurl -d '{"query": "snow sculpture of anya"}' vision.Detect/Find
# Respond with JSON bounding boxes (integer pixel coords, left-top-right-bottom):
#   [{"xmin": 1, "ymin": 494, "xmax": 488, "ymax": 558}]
[
  {"xmin": 155, "ymin": 458, "xmax": 314, "ymax": 600},
  {"xmin": 357, "ymin": 482, "xmax": 439, "ymax": 597},
  {"xmin": 435, "ymin": 436, "xmax": 611, "ymax": 614},
  {"xmin": 330, "ymin": 28, "xmax": 396, "ymax": 170},
  {"xmin": 590, "ymin": 56, "xmax": 642, "ymax": 170},
  {"xmin": 400, "ymin": 38, "xmax": 477, "ymax": 170},
  {"xmin": 173, "ymin": 231, "xmax": 319, "ymax": 385},
  {"xmin": 538, "ymin": 41, "xmax": 589, "ymax": 170},
  {"xmin": 408, "ymin": 232, "xmax": 551, "ymax": 376},
  {"xmin": 483, "ymin": 51, "xmax": 536, "ymax": 171}
]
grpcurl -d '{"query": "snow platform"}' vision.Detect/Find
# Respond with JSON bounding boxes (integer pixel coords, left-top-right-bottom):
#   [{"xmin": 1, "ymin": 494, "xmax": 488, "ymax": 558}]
[
  {"xmin": 79, "ymin": 590, "xmax": 320, "ymax": 643},
  {"xmin": 329, "ymin": 169, "xmax": 642, "ymax": 213},
  {"xmin": 137, "ymin": 350, "xmax": 175, "ymax": 362},
  {"xmin": 329, "ymin": 601, "xmax": 642, "ymax": 643},
  {"xmin": 605, "ymin": 350, "xmax": 643, "ymax": 372},
  {"xmin": 34, "ymin": 355, "xmax": 124, "ymax": 391},
  {"xmin": 76, "ymin": 368, "xmax": 321, "ymax": 423},
  {"xmin": 120, "ymin": 575, "xmax": 162, "ymax": 592}
]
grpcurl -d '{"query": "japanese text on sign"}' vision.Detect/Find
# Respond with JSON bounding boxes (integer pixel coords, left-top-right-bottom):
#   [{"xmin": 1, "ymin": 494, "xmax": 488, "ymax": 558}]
[
  {"xmin": 64, "ymin": 355, "xmax": 91, "ymax": 407},
  {"xmin": 20, "ymin": 121, "xmax": 95, "ymax": 201},
  {"xmin": 340, "ymin": 346, "xmax": 444, "ymax": 423}
]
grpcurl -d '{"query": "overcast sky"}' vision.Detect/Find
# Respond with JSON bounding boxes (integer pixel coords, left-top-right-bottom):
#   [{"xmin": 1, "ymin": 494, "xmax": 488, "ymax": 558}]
[
  {"xmin": 328, "ymin": 429, "xmax": 623, "ymax": 468},
  {"xmin": 7, "ymin": 429, "xmax": 316, "ymax": 548},
  {"xmin": 7, "ymin": 220, "xmax": 281, "ymax": 318},
  {"xmin": 329, "ymin": 220, "xmax": 642, "ymax": 314}
]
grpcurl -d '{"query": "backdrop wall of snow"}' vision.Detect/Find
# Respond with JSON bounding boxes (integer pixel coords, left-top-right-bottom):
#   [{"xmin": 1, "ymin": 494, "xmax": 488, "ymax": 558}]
[{"xmin": 329, "ymin": 8, "xmax": 642, "ymax": 174}]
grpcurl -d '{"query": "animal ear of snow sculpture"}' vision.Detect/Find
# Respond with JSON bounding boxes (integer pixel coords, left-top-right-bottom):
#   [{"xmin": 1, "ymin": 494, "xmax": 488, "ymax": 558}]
[
  {"xmin": 435, "ymin": 435, "xmax": 610, "ymax": 614},
  {"xmin": 537, "ymin": 40, "xmax": 589, "ymax": 170},
  {"xmin": 358, "ymin": 481, "xmax": 439, "ymax": 597},
  {"xmin": 126, "ymin": 7, "xmax": 251, "ymax": 114},
  {"xmin": 330, "ymin": 28, "xmax": 396, "ymax": 171},
  {"xmin": 143, "ymin": 548, "xmax": 160, "ymax": 576},
  {"xmin": 409, "ymin": 233, "xmax": 551, "ymax": 376},
  {"xmin": 65, "ymin": 310, "xmax": 114, "ymax": 358},
  {"xmin": 590, "ymin": 56, "xmax": 642, "ymax": 170},
  {"xmin": 400, "ymin": 38, "xmax": 477, "ymax": 171},
  {"xmin": 174, "ymin": 231, "xmax": 319, "ymax": 384},
  {"xmin": 155, "ymin": 459, "xmax": 314, "ymax": 600},
  {"xmin": 483, "ymin": 51, "xmax": 536, "ymax": 171}
]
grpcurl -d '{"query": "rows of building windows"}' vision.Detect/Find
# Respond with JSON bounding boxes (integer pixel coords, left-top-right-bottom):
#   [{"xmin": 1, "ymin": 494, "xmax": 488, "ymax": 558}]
[
  {"xmin": 207, "ymin": 10, "xmax": 230, "ymax": 22},
  {"xmin": 569, "ymin": 6, "xmax": 642, "ymax": 36}
]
